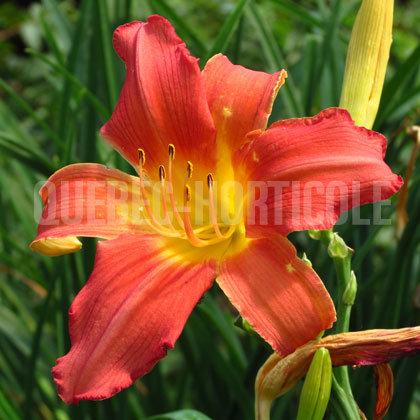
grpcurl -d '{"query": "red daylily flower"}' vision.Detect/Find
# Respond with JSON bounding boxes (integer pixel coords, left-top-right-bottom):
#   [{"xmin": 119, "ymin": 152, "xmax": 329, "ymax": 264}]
[
  {"xmin": 255, "ymin": 327, "xmax": 420, "ymax": 420},
  {"xmin": 31, "ymin": 16, "xmax": 402, "ymax": 404}
]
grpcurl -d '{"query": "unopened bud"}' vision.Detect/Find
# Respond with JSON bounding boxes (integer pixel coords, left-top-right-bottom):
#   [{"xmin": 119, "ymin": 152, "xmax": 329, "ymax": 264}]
[
  {"xmin": 308, "ymin": 230, "xmax": 322, "ymax": 240},
  {"xmin": 327, "ymin": 233, "xmax": 349, "ymax": 259},
  {"xmin": 343, "ymin": 270, "xmax": 358, "ymax": 305},
  {"xmin": 296, "ymin": 347, "xmax": 332, "ymax": 420},
  {"xmin": 302, "ymin": 253, "xmax": 312, "ymax": 267},
  {"xmin": 340, "ymin": 0, "xmax": 394, "ymax": 129}
]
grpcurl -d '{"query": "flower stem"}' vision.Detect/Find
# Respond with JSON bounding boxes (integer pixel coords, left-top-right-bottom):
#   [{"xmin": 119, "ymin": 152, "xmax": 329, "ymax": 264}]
[{"xmin": 320, "ymin": 229, "xmax": 361, "ymax": 419}]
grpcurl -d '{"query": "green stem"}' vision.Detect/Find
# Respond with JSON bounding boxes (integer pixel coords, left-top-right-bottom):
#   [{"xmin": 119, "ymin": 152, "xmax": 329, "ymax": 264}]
[
  {"xmin": 330, "ymin": 373, "xmax": 361, "ymax": 420},
  {"xmin": 320, "ymin": 229, "xmax": 360, "ymax": 418}
]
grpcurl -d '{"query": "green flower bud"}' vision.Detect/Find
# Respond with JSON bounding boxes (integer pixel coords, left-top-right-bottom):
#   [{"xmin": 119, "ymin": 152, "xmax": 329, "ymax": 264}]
[
  {"xmin": 308, "ymin": 230, "xmax": 322, "ymax": 240},
  {"xmin": 327, "ymin": 233, "xmax": 349, "ymax": 259},
  {"xmin": 296, "ymin": 347, "xmax": 332, "ymax": 420},
  {"xmin": 343, "ymin": 270, "xmax": 358, "ymax": 305},
  {"xmin": 302, "ymin": 253, "xmax": 313, "ymax": 267}
]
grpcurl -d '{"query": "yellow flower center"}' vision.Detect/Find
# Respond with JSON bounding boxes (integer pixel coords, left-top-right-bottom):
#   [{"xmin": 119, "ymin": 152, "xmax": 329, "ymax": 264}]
[{"xmin": 138, "ymin": 145, "xmax": 237, "ymax": 248}]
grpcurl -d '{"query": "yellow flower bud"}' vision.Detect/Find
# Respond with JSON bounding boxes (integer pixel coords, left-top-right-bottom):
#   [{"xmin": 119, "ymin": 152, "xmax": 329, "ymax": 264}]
[
  {"xmin": 30, "ymin": 236, "xmax": 82, "ymax": 256},
  {"xmin": 340, "ymin": 0, "xmax": 394, "ymax": 129}
]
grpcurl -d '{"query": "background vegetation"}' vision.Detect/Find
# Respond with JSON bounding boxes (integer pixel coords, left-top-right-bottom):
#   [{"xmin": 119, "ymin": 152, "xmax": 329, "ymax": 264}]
[{"xmin": 1, "ymin": 0, "xmax": 420, "ymax": 419}]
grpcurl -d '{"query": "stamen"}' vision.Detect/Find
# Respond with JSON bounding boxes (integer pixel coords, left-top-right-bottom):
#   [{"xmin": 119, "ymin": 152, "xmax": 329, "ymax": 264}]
[
  {"xmin": 137, "ymin": 148, "xmax": 175, "ymax": 234},
  {"xmin": 137, "ymin": 146, "xmax": 236, "ymax": 246},
  {"xmin": 183, "ymin": 184, "xmax": 208, "ymax": 247},
  {"xmin": 207, "ymin": 173, "xmax": 232, "ymax": 239},
  {"xmin": 183, "ymin": 183, "xmax": 236, "ymax": 247},
  {"xmin": 167, "ymin": 144, "xmax": 185, "ymax": 229},
  {"xmin": 159, "ymin": 165, "xmax": 178, "ymax": 233}
]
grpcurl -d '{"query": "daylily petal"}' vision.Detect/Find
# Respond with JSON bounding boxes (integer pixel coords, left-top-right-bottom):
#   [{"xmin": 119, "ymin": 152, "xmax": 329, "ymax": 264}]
[
  {"xmin": 235, "ymin": 108, "xmax": 403, "ymax": 237},
  {"xmin": 202, "ymin": 54, "xmax": 286, "ymax": 152},
  {"xmin": 373, "ymin": 364, "xmax": 393, "ymax": 420},
  {"xmin": 53, "ymin": 234, "xmax": 216, "ymax": 404},
  {"xmin": 31, "ymin": 164, "xmax": 148, "ymax": 256},
  {"xmin": 217, "ymin": 236, "xmax": 336, "ymax": 356},
  {"xmin": 100, "ymin": 16, "xmax": 217, "ymax": 173}
]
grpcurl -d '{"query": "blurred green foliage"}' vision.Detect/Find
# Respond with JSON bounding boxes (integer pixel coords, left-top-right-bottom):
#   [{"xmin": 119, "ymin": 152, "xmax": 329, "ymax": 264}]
[{"xmin": 0, "ymin": 0, "xmax": 420, "ymax": 419}]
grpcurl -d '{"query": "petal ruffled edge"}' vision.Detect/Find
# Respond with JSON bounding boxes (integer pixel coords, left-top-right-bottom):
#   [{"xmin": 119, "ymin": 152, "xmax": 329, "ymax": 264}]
[
  {"xmin": 234, "ymin": 108, "xmax": 403, "ymax": 237},
  {"xmin": 203, "ymin": 53, "xmax": 286, "ymax": 152},
  {"xmin": 100, "ymin": 16, "xmax": 217, "ymax": 173}
]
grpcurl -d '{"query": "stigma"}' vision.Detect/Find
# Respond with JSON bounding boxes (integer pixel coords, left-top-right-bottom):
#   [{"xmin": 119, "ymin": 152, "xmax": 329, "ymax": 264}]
[{"xmin": 137, "ymin": 145, "xmax": 235, "ymax": 247}]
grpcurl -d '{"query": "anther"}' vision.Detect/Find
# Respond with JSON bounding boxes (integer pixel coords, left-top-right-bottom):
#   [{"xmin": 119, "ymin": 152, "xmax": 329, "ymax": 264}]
[
  {"xmin": 137, "ymin": 148, "xmax": 176, "ymax": 235},
  {"xmin": 159, "ymin": 165, "xmax": 166, "ymax": 181},
  {"xmin": 159, "ymin": 164, "xmax": 178, "ymax": 233},
  {"xmin": 186, "ymin": 161, "xmax": 193, "ymax": 179},
  {"xmin": 138, "ymin": 148, "xmax": 145, "ymax": 167},
  {"xmin": 168, "ymin": 144, "xmax": 175, "ymax": 160},
  {"xmin": 207, "ymin": 173, "xmax": 214, "ymax": 188},
  {"xmin": 185, "ymin": 184, "xmax": 191, "ymax": 202}
]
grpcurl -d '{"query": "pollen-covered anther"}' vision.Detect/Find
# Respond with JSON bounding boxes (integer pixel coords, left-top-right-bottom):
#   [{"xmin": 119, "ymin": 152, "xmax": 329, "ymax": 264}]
[
  {"xmin": 138, "ymin": 148, "xmax": 145, "ymax": 167},
  {"xmin": 159, "ymin": 165, "xmax": 166, "ymax": 181},
  {"xmin": 168, "ymin": 143, "xmax": 175, "ymax": 160},
  {"xmin": 207, "ymin": 173, "xmax": 214, "ymax": 188},
  {"xmin": 185, "ymin": 184, "xmax": 191, "ymax": 202},
  {"xmin": 186, "ymin": 161, "xmax": 193, "ymax": 179}
]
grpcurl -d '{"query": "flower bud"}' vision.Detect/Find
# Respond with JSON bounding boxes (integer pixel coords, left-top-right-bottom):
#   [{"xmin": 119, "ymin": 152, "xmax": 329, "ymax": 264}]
[
  {"xmin": 302, "ymin": 253, "xmax": 313, "ymax": 267},
  {"xmin": 340, "ymin": 0, "xmax": 393, "ymax": 129},
  {"xmin": 343, "ymin": 270, "xmax": 358, "ymax": 305},
  {"xmin": 296, "ymin": 347, "xmax": 332, "ymax": 420},
  {"xmin": 308, "ymin": 230, "xmax": 322, "ymax": 241},
  {"xmin": 327, "ymin": 233, "xmax": 349, "ymax": 259}
]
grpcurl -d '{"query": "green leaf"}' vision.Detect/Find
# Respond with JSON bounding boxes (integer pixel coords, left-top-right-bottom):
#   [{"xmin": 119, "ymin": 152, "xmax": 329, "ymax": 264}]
[
  {"xmin": 0, "ymin": 78, "xmax": 63, "ymax": 149},
  {"xmin": 246, "ymin": 1, "xmax": 303, "ymax": 117},
  {"xmin": 25, "ymin": 49, "xmax": 110, "ymax": 121},
  {"xmin": 204, "ymin": 0, "xmax": 249, "ymax": 61},
  {"xmin": 375, "ymin": 42, "xmax": 420, "ymax": 128},
  {"xmin": 0, "ymin": 131, "xmax": 56, "ymax": 175}
]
